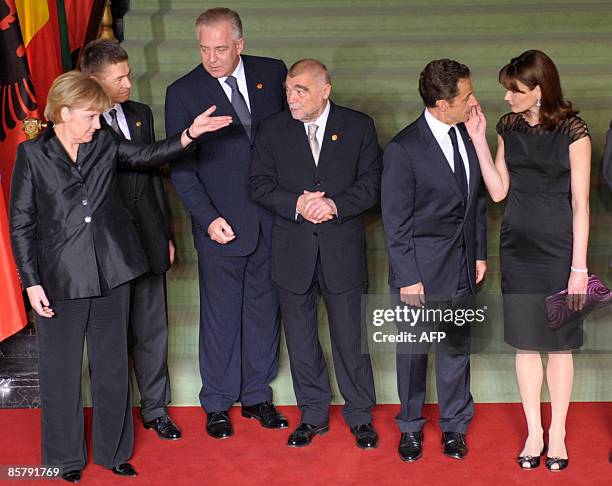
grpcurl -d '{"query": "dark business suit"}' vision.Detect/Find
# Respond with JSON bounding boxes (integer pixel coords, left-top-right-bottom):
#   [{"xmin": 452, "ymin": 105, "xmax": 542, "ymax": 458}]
[
  {"xmin": 381, "ymin": 113, "xmax": 487, "ymax": 433},
  {"xmin": 165, "ymin": 55, "xmax": 287, "ymax": 412},
  {"xmin": 111, "ymin": 100, "xmax": 174, "ymax": 423},
  {"xmin": 9, "ymin": 126, "xmax": 188, "ymax": 470},
  {"xmin": 248, "ymin": 103, "xmax": 381, "ymax": 426},
  {"xmin": 603, "ymin": 120, "xmax": 612, "ymax": 190}
]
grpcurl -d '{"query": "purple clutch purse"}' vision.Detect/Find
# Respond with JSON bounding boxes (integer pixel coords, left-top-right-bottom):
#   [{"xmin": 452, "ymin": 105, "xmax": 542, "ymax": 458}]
[{"xmin": 545, "ymin": 275, "xmax": 612, "ymax": 330}]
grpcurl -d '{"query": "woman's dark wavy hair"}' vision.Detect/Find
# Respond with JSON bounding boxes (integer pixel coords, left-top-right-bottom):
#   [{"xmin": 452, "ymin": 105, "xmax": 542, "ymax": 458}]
[{"xmin": 499, "ymin": 50, "xmax": 577, "ymax": 130}]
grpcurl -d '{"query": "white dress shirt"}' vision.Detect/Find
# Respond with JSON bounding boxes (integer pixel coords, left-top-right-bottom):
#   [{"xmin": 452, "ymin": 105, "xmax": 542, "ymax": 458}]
[
  {"xmin": 303, "ymin": 101, "xmax": 330, "ymax": 166},
  {"xmin": 217, "ymin": 56, "xmax": 251, "ymax": 112},
  {"xmin": 424, "ymin": 108, "xmax": 470, "ymax": 193},
  {"xmin": 103, "ymin": 103, "xmax": 131, "ymax": 140}
]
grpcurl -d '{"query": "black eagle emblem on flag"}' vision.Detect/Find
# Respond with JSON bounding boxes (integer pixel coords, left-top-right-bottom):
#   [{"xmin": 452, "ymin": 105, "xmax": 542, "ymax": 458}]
[{"xmin": 0, "ymin": 0, "xmax": 38, "ymax": 142}]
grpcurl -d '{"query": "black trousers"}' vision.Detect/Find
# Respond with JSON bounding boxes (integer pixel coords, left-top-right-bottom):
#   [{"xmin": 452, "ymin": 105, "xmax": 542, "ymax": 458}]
[
  {"xmin": 278, "ymin": 256, "xmax": 376, "ymax": 427},
  {"xmin": 395, "ymin": 261, "xmax": 474, "ymax": 433},
  {"xmin": 36, "ymin": 283, "xmax": 133, "ymax": 471},
  {"xmin": 128, "ymin": 272, "xmax": 171, "ymax": 423}
]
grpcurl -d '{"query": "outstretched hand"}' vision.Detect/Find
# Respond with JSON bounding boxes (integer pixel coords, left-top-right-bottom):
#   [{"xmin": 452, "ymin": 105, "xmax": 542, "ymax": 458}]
[
  {"xmin": 465, "ymin": 104, "xmax": 487, "ymax": 141},
  {"xmin": 188, "ymin": 105, "xmax": 233, "ymax": 138}
]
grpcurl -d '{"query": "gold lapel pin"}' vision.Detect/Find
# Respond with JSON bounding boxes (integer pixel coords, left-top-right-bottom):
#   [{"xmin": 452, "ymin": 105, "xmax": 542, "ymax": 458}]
[
  {"xmin": 256, "ymin": 82, "xmax": 264, "ymax": 90},
  {"xmin": 135, "ymin": 121, "xmax": 142, "ymax": 128},
  {"xmin": 331, "ymin": 134, "xmax": 338, "ymax": 141}
]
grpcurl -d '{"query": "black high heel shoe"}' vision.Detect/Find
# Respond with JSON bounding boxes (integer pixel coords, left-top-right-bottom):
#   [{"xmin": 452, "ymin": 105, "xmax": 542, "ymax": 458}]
[
  {"xmin": 545, "ymin": 456, "xmax": 568, "ymax": 471},
  {"xmin": 518, "ymin": 445, "xmax": 546, "ymax": 470}
]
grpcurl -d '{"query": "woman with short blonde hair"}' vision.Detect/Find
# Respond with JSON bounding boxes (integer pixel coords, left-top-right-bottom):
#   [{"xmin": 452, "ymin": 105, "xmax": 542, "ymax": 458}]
[{"xmin": 10, "ymin": 71, "xmax": 231, "ymax": 482}]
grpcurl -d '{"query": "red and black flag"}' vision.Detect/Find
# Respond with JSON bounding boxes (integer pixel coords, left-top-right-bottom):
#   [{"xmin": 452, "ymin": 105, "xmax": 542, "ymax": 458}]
[
  {"xmin": 0, "ymin": 1, "xmax": 96, "ymax": 341},
  {"xmin": 0, "ymin": 0, "xmax": 39, "ymax": 341},
  {"xmin": 0, "ymin": 0, "xmax": 42, "ymax": 201}
]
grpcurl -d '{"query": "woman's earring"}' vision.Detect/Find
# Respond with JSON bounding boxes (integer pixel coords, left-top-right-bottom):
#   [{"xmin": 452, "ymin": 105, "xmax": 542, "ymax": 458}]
[{"xmin": 536, "ymin": 98, "xmax": 541, "ymax": 108}]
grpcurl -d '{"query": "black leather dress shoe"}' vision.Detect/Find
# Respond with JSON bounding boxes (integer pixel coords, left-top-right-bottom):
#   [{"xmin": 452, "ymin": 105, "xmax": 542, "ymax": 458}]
[
  {"xmin": 287, "ymin": 423, "xmax": 329, "ymax": 447},
  {"xmin": 61, "ymin": 470, "xmax": 81, "ymax": 483},
  {"xmin": 242, "ymin": 401, "xmax": 288, "ymax": 429},
  {"xmin": 351, "ymin": 423, "xmax": 378, "ymax": 449},
  {"xmin": 111, "ymin": 463, "xmax": 138, "ymax": 477},
  {"xmin": 206, "ymin": 411, "xmax": 233, "ymax": 439},
  {"xmin": 144, "ymin": 414, "xmax": 182, "ymax": 440},
  {"xmin": 442, "ymin": 432, "xmax": 468, "ymax": 459},
  {"xmin": 398, "ymin": 431, "xmax": 423, "ymax": 462}
]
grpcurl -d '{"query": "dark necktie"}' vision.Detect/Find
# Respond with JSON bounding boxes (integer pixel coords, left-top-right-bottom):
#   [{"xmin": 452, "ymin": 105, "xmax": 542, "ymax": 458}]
[
  {"xmin": 224, "ymin": 75, "xmax": 251, "ymax": 138},
  {"xmin": 448, "ymin": 127, "xmax": 468, "ymax": 199},
  {"xmin": 108, "ymin": 108, "xmax": 126, "ymax": 138}
]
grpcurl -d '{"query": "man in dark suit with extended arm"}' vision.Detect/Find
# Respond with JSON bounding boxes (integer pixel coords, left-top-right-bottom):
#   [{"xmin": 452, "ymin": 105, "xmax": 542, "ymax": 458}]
[
  {"xmin": 81, "ymin": 39, "xmax": 181, "ymax": 440},
  {"xmin": 381, "ymin": 59, "xmax": 487, "ymax": 462},
  {"xmin": 248, "ymin": 59, "xmax": 381, "ymax": 449},
  {"xmin": 165, "ymin": 8, "xmax": 288, "ymax": 439}
]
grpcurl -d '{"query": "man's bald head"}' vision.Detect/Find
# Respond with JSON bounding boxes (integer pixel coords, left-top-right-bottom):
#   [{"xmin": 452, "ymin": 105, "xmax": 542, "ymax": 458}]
[{"xmin": 287, "ymin": 59, "xmax": 331, "ymax": 85}]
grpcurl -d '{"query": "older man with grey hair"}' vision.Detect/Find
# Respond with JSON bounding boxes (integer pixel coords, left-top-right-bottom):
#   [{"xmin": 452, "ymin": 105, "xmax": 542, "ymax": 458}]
[{"xmin": 165, "ymin": 7, "xmax": 288, "ymax": 440}]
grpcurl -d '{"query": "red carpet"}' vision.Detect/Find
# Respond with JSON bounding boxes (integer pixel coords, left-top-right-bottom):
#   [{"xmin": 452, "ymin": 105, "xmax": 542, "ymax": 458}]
[{"xmin": 1, "ymin": 403, "xmax": 611, "ymax": 485}]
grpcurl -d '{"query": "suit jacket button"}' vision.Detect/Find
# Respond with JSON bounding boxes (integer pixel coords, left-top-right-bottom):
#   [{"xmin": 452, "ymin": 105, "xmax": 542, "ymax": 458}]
[
  {"xmin": 84, "ymin": 216, "xmax": 92, "ymax": 223},
  {"xmin": 314, "ymin": 178, "xmax": 321, "ymax": 185},
  {"xmin": 312, "ymin": 231, "xmax": 318, "ymax": 236}
]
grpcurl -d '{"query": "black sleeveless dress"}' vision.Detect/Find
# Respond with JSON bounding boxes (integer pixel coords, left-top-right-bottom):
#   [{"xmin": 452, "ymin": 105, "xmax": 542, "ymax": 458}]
[{"xmin": 496, "ymin": 112, "xmax": 589, "ymax": 351}]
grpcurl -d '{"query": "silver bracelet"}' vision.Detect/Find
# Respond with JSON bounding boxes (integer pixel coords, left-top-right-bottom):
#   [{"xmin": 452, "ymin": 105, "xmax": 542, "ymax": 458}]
[{"xmin": 570, "ymin": 266, "xmax": 588, "ymax": 273}]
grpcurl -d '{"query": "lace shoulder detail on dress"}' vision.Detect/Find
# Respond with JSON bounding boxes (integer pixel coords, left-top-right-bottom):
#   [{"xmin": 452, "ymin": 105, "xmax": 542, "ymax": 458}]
[
  {"xmin": 559, "ymin": 115, "xmax": 590, "ymax": 143},
  {"xmin": 495, "ymin": 112, "xmax": 522, "ymax": 135}
]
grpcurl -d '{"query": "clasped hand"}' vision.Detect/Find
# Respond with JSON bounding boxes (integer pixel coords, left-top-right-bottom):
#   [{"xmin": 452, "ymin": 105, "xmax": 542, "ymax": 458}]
[{"xmin": 297, "ymin": 191, "xmax": 336, "ymax": 224}]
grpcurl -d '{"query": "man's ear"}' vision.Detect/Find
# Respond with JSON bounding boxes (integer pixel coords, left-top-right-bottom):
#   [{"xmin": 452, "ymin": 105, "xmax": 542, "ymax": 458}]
[
  {"xmin": 322, "ymin": 83, "xmax": 332, "ymax": 100},
  {"xmin": 436, "ymin": 99, "xmax": 448, "ymax": 112},
  {"xmin": 235, "ymin": 37, "xmax": 244, "ymax": 56}
]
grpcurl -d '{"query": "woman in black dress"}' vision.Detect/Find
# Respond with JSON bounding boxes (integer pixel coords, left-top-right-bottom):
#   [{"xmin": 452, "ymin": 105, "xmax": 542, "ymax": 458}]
[{"xmin": 465, "ymin": 50, "xmax": 591, "ymax": 471}]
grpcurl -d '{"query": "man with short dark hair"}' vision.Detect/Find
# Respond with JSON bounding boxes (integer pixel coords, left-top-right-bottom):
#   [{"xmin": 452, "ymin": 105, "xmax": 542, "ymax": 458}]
[
  {"xmin": 81, "ymin": 39, "xmax": 181, "ymax": 441},
  {"xmin": 165, "ymin": 8, "xmax": 288, "ymax": 439},
  {"xmin": 249, "ymin": 58, "xmax": 381, "ymax": 450},
  {"xmin": 381, "ymin": 59, "xmax": 487, "ymax": 462}
]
